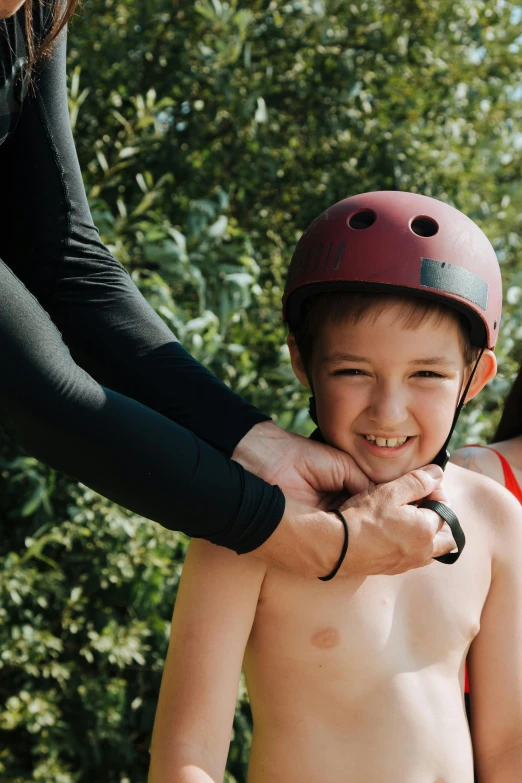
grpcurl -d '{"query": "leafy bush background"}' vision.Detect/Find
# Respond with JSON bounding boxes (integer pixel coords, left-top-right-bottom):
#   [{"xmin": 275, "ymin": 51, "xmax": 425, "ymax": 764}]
[{"xmin": 2, "ymin": 0, "xmax": 522, "ymax": 780}]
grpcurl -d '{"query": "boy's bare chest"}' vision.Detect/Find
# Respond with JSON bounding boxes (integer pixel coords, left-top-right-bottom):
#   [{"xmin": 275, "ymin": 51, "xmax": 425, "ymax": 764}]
[{"xmin": 247, "ymin": 546, "xmax": 490, "ymax": 687}]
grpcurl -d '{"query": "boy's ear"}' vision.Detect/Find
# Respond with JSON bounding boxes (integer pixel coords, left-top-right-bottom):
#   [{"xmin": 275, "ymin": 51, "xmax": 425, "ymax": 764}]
[
  {"xmin": 464, "ymin": 349, "xmax": 497, "ymax": 402},
  {"xmin": 286, "ymin": 334, "xmax": 310, "ymax": 388}
]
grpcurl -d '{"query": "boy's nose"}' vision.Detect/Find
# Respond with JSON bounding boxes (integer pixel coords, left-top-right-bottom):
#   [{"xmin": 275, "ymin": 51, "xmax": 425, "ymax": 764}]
[{"xmin": 367, "ymin": 387, "xmax": 409, "ymax": 429}]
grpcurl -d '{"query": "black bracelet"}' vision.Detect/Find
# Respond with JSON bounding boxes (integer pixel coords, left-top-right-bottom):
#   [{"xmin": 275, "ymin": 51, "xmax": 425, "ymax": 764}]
[{"xmin": 318, "ymin": 508, "xmax": 349, "ymax": 582}]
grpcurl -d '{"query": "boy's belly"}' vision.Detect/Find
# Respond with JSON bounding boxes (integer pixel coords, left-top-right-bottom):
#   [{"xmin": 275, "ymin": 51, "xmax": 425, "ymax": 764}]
[{"xmin": 246, "ymin": 673, "xmax": 474, "ymax": 782}]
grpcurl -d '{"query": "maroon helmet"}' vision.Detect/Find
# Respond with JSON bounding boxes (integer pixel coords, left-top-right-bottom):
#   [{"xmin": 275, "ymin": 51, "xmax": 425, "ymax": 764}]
[{"xmin": 283, "ymin": 191, "xmax": 502, "ymax": 349}]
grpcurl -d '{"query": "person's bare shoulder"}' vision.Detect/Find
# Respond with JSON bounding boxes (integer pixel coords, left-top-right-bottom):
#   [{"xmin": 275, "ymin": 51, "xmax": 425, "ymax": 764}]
[
  {"xmin": 450, "ymin": 445, "xmax": 505, "ymax": 486},
  {"xmin": 448, "ymin": 462, "xmax": 522, "ymax": 557}
]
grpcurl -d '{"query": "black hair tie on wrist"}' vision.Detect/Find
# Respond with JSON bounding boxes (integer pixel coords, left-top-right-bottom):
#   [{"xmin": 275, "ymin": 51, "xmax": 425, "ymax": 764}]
[{"xmin": 318, "ymin": 508, "xmax": 349, "ymax": 581}]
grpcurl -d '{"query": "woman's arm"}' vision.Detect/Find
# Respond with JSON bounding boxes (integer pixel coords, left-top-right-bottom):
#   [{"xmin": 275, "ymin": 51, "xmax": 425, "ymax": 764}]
[
  {"xmin": 0, "ymin": 258, "xmax": 284, "ymax": 547},
  {"xmin": 0, "ymin": 20, "xmax": 285, "ymax": 552},
  {"xmin": 468, "ymin": 486, "xmax": 522, "ymax": 782},
  {"xmin": 0, "ymin": 25, "xmax": 268, "ymax": 458},
  {"xmin": 148, "ymin": 540, "xmax": 266, "ymax": 782}
]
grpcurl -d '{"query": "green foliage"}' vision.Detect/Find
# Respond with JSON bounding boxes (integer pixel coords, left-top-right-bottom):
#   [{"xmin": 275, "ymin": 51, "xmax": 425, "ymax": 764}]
[{"xmin": 2, "ymin": 0, "xmax": 522, "ymax": 780}]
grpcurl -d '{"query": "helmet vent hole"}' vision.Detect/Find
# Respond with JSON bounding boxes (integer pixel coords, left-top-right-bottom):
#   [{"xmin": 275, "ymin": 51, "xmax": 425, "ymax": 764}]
[
  {"xmin": 411, "ymin": 216, "xmax": 439, "ymax": 237},
  {"xmin": 348, "ymin": 210, "xmax": 376, "ymax": 230}
]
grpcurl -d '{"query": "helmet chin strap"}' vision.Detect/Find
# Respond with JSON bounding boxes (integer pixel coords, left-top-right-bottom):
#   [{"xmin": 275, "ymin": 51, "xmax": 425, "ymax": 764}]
[
  {"xmin": 309, "ymin": 395, "xmax": 319, "ymax": 426},
  {"xmin": 432, "ymin": 344, "xmax": 485, "ymax": 471}
]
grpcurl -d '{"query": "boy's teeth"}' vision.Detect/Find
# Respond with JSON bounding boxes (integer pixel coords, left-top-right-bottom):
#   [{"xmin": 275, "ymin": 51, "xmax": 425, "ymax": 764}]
[{"xmin": 365, "ymin": 435, "xmax": 408, "ymax": 448}]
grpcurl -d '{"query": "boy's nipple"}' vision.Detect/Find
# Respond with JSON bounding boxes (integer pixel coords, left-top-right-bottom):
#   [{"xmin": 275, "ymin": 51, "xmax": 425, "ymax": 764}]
[{"xmin": 310, "ymin": 626, "xmax": 341, "ymax": 650}]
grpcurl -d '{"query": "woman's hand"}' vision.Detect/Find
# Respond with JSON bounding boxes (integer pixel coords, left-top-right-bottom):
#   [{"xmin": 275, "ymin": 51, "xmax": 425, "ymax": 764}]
[
  {"xmin": 234, "ymin": 421, "xmax": 455, "ymax": 577},
  {"xmin": 232, "ymin": 420, "xmax": 370, "ymax": 507}
]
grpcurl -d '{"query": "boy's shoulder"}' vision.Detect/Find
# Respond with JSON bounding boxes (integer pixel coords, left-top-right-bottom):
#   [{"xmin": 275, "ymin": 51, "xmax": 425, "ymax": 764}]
[{"xmin": 447, "ymin": 462, "xmax": 522, "ymax": 555}]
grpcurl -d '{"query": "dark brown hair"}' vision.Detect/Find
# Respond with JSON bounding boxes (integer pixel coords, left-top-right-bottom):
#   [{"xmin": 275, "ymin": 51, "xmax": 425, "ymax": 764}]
[
  {"xmin": 493, "ymin": 363, "xmax": 522, "ymax": 442},
  {"xmin": 292, "ymin": 291, "xmax": 480, "ymax": 371},
  {"xmin": 25, "ymin": 0, "xmax": 79, "ymax": 65}
]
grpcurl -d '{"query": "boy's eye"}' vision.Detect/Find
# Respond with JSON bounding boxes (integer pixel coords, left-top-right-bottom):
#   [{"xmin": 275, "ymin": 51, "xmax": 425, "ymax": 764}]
[
  {"xmin": 331, "ymin": 369, "xmax": 446, "ymax": 378},
  {"xmin": 413, "ymin": 371, "xmax": 445, "ymax": 378},
  {"xmin": 332, "ymin": 368, "xmax": 367, "ymax": 376}
]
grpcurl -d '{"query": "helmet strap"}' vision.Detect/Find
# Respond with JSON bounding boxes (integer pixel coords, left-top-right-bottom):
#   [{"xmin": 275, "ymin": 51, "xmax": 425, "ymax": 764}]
[
  {"xmin": 309, "ymin": 395, "xmax": 319, "ymax": 426},
  {"xmin": 432, "ymin": 344, "xmax": 486, "ymax": 470}
]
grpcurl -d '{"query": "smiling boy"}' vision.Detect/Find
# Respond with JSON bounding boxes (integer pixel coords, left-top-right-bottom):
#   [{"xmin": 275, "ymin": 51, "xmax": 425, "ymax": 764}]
[{"xmin": 148, "ymin": 192, "xmax": 522, "ymax": 783}]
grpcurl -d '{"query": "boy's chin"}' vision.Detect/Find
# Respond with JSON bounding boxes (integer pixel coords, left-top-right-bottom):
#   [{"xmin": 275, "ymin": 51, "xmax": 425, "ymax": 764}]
[
  {"xmin": 322, "ymin": 431, "xmax": 433, "ymax": 485},
  {"xmin": 366, "ymin": 465, "xmax": 410, "ymax": 484},
  {"xmin": 362, "ymin": 458, "xmax": 425, "ymax": 486}
]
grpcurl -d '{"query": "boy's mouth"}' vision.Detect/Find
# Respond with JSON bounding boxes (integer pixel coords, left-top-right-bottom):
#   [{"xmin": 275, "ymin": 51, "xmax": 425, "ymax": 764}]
[
  {"xmin": 363, "ymin": 434, "xmax": 410, "ymax": 448},
  {"xmin": 358, "ymin": 434, "xmax": 414, "ymax": 458}
]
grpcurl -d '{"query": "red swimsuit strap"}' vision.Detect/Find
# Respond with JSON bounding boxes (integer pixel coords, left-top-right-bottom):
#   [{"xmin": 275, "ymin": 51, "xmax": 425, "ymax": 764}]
[
  {"xmin": 464, "ymin": 445, "xmax": 522, "ymax": 695},
  {"xmin": 471, "ymin": 445, "xmax": 522, "ymax": 504}
]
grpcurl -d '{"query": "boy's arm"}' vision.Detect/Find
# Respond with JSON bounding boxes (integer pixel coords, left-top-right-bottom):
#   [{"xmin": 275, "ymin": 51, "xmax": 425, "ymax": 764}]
[
  {"xmin": 148, "ymin": 539, "xmax": 266, "ymax": 783},
  {"xmin": 468, "ymin": 487, "xmax": 522, "ymax": 783}
]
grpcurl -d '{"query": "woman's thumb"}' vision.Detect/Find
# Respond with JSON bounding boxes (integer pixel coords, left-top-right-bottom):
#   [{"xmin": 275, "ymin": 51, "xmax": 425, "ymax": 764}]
[{"xmin": 385, "ymin": 464, "xmax": 444, "ymax": 505}]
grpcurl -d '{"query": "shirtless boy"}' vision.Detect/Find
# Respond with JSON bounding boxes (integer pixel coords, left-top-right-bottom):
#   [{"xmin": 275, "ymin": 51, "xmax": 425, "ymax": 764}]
[{"xmin": 148, "ymin": 192, "xmax": 522, "ymax": 783}]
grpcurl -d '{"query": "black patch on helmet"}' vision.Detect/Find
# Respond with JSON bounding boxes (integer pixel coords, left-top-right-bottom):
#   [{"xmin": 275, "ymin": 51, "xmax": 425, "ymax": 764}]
[{"xmin": 420, "ymin": 257, "xmax": 488, "ymax": 310}]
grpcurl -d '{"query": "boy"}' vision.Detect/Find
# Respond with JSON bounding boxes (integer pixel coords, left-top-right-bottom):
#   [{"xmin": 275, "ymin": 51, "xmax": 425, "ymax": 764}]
[{"xmin": 148, "ymin": 192, "xmax": 522, "ymax": 782}]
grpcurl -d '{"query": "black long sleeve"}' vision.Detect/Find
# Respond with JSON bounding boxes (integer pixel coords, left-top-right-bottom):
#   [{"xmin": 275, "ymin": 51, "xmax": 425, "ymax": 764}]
[
  {"xmin": 0, "ymin": 8, "xmax": 284, "ymax": 552},
  {"xmin": 1, "ymin": 12, "xmax": 270, "ymax": 457}
]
